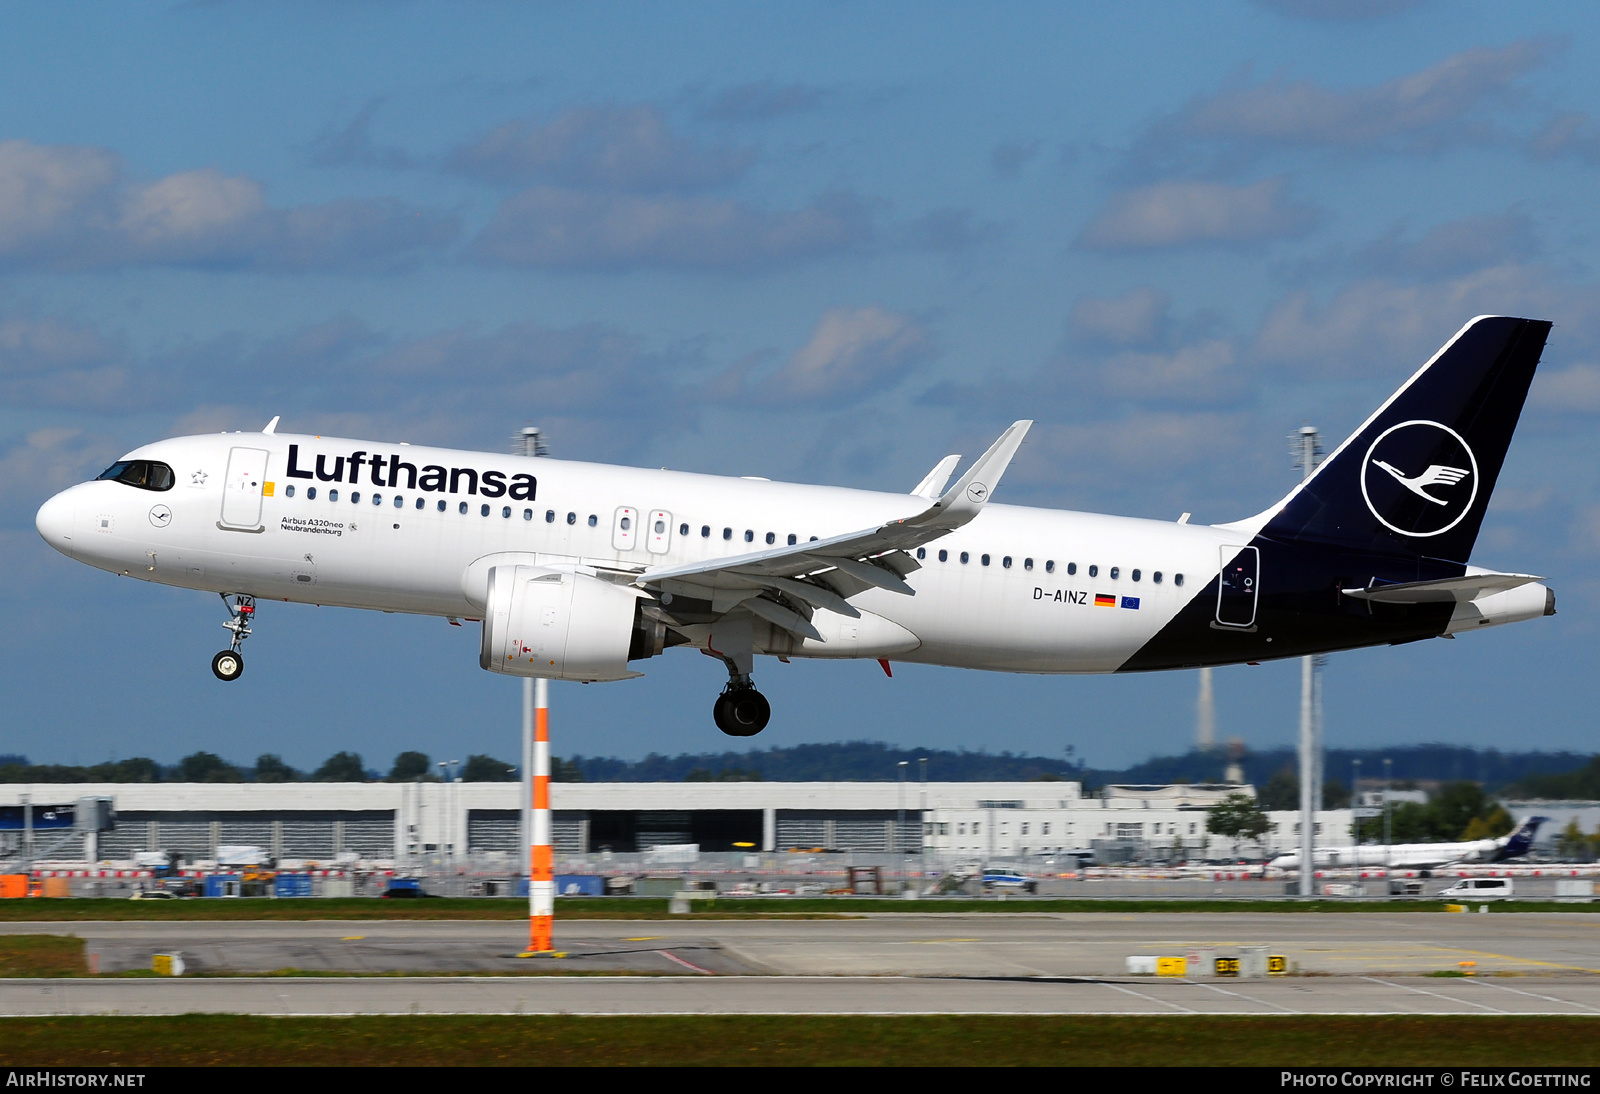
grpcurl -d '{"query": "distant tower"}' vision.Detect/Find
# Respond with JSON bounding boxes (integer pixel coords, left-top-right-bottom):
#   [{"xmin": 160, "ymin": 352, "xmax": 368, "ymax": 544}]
[
  {"xmin": 515, "ymin": 425, "xmax": 548, "ymax": 458},
  {"xmin": 1224, "ymin": 738, "xmax": 1246, "ymax": 785},
  {"xmin": 1196, "ymin": 667, "xmax": 1216, "ymax": 752}
]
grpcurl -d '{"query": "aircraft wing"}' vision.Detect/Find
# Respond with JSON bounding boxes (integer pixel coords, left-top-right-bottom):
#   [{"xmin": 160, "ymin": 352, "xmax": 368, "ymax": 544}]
[{"xmin": 637, "ymin": 421, "xmax": 1031, "ymax": 605}]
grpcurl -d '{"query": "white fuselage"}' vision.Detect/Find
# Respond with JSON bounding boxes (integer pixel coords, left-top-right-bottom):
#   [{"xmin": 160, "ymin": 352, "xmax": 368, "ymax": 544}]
[{"xmin": 37, "ymin": 431, "xmax": 1241, "ymax": 674}]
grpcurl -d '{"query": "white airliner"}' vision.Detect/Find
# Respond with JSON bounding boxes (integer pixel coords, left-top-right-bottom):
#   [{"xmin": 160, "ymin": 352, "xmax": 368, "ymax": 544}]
[
  {"xmin": 35, "ymin": 315, "xmax": 1556, "ymax": 736},
  {"xmin": 1270, "ymin": 816, "xmax": 1548, "ymax": 872}
]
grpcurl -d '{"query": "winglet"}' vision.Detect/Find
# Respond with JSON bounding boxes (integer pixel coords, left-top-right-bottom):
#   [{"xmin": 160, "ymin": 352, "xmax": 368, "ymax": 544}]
[
  {"xmin": 921, "ymin": 420, "xmax": 1031, "ymax": 526},
  {"xmin": 262, "ymin": 416, "xmax": 280, "ymax": 435},
  {"xmin": 911, "ymin": 454, "xmax": 961, "ymax": 499}
]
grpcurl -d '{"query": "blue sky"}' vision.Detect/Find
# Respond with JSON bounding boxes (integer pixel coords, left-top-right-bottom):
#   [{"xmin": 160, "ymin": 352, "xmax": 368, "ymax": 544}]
[{"xmin": 5, "ymin": 1, "xmax": 1600, "ymax": 773}]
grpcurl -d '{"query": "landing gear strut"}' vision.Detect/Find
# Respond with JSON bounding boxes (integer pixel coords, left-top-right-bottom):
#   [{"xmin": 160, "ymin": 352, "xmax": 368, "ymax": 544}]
[
  {"xmin": 704, "ymin": 611, "xmax": 770, "ymax": 735},
  {"xmin": 212, "ymin": 593, "xmax": 254, "ymax": 682},
  {"xmin": 713, "ymin": 681, "xmax": 770, "ymax": 737}
]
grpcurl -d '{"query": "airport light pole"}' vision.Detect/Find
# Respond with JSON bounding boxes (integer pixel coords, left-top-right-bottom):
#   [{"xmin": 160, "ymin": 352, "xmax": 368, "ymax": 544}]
[
  {"xmin": 512, "ymin": 425, "xmax": 555, "ymax": 955},
  {"xmin": 1294, "ymin": 424, "xmax": 1323, "ymax": 898},
  {"xmin": 897, "ymin": 761, "xmax": 907, "ymax": 856},
  {"xmin": 1383, "ymin": 757, "xmax": 1393, "ymax": 877},
  {"xmin": 528, "ymin": 676, "xmax": 554, "ymax": 954},
  {"xmin": 919, "ymin": 757, "xmax": 928, "ymax": 894}
]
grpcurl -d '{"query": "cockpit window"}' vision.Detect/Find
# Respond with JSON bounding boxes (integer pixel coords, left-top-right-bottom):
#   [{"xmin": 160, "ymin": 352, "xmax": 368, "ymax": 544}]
[{"xmin": 97, "ymin": 460, "xmax": 175, "ymax": 492}]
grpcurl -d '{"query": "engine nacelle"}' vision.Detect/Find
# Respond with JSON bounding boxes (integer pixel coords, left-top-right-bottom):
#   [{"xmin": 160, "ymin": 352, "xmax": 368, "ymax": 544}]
[{"xmin": 479, "ymin": 565, "xmax": 652, "ymax": 682}]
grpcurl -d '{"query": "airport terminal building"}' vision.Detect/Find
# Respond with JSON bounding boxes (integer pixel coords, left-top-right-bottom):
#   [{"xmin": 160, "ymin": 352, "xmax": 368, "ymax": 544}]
[{"xmin": 0, "ymin": 780, "xmax": 1354, "ymax": 866}]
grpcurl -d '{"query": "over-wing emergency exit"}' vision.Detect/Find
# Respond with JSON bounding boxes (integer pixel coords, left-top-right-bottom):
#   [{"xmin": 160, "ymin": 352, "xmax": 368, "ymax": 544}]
[{"xmin": 35, "ymin": 316, "xmax": 1556, "ymax": 736}]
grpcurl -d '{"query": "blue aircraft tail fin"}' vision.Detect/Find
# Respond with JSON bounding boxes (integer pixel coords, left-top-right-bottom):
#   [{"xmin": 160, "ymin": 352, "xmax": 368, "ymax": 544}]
[
  {"xmin": 1492, "ymin": 815, "xmax": 1547, "ymax": 861},
  {"xmin": 1259, "ymin": 316, "xmax": 1551, "ymax": 565}
]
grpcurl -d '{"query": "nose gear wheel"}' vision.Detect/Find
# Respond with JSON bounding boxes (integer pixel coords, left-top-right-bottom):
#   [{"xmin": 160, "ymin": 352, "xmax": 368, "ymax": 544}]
[{"xmin": 212, "ymin": 593, "xmax": 255, "ymax": 682}]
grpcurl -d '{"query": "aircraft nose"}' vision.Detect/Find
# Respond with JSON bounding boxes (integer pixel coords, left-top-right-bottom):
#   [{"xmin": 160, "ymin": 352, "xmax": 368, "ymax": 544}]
[{"xmin": 35, "ymin": 490, "xmax": 78, "ymax": 556}]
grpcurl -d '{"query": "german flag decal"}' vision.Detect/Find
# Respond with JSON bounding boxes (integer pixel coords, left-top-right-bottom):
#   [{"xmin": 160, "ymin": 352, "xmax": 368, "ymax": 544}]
[{"xmin": 1094, "ymin": 593, "xmax": 1116, "ymax": 607}]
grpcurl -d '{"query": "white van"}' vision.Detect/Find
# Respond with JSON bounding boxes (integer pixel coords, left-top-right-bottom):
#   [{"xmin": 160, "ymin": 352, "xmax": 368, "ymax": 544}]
[{"xmin": 1440, "ymin": 877, "xmax": 1514, "ymax": 899}]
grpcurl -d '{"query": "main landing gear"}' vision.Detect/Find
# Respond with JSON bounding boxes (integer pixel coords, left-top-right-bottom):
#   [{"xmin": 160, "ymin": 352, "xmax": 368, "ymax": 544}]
[
  {"xmin": 705, "ymin": 612, "xmax": 771, "ymax": 736},
  {"xmin": 713, "ymin": 680, "xmax": 770, "ymax": 737},
  {"xmin": 212, "ymin": 593, "xmax": 254, "ymax": 682}
]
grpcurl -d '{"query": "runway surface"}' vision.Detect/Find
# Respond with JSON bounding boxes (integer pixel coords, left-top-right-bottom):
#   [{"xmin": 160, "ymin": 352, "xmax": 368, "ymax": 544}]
[
  {"xmin": 7, "ymin": 913, "xmax": 1600, "ymax": 977},
  {"xmin": 4, "ymin": 974, "xmax": 1600, "ymax": 1016},
  {"xmin": 5, "ymin": 914, "xmax": 1600, "ymax": 1015}
]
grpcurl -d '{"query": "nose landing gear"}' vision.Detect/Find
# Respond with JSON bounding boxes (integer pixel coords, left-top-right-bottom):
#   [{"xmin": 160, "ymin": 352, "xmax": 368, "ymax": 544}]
[{"xmin": 212, "ymin": 593, "xmax": 254, "ymax": 682}]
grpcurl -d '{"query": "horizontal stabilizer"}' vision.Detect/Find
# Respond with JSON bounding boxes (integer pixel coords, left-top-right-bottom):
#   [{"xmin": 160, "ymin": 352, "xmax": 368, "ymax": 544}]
[{"xmin": 1342, "ymin": 572, "xmax": 1543, "ymax": 604}]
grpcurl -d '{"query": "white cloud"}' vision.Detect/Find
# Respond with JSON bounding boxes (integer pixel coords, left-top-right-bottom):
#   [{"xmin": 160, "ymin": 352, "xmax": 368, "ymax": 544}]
[
  {"xmin": 1097, "ymin": 340, "xmax": 1241, "ymax": 405},
  {"xmin": 759, "ymin": 307, "xmax": 932, "ymax": 404},
  {"xmin": 469, "ymin": 186, "xmax": 870, "ymax": 272},
  {"xmin": 1078, "ymin": 178, "xmax": 1319, "ymax": 250},
  {"xmin": 1252, "ymin": 264, "xmax": 1600, "ymax": 375},
  {"xmin": 450, "ymin": 104, "xmax": 752, "ymax": 191},
  {"xmin": 1123, "ymin": 40, "xmax": 1556, "ymax": 177},
  {"xmin": 0, "ymin": 427, "xmax": 121, "ymax": 518},
  {"xmin": 1071, "ymin": 287, "xmax": 1172, "ymax": 346},
  {"xmin": 0, "ymin": 139, "xmax": 457, "ymax": 272},
  {"xmin": 1356, "ymin": 211, "xmax": 1540, "ymax": 277},
  {"xmin": 1529, "ymin": 364, "xmax": 1600, "ymax": 413}
]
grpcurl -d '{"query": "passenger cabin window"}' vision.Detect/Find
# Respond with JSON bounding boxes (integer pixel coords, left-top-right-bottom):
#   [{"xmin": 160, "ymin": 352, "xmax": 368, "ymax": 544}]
[
  {"xmin": 744, "ymin": 530, "xmax": 754, "ymax": 542},
  {"xmin": 1088, "ymin": 564, "xmax": 1098, "ymax": 577},
  {"xmin": 97, "ymin": 460, "xmax": 175, "ymax": 491},
  {"xmin": 307, "ymin": 487, "xmax": 317, "ymax": 500},
  {"xmin": 1153, "ymin": 572, "xmax": 1162, "ymax": 583},
  {"xmin": 351, "ymin": 492, "xmax": 361, "ymax": 504},
  {"xmin": 1002, "ymin": 556, "xmax": 1012, "ymax": 568},
  {"xmin": 938, "ymin": 549, "xmax": 948, "ymax": 562},
  {"xmin": 329, "ymin": 490, "xmax": 339, "ymax": 502},
  {"xmin": 1024, "ymin": 558, "xmax": 1033, "ymax": 570},
  {"xmin": 1131, "ymin": 569, "xmax": 1141, "ymax": 581},
  {"xmin": 916, "ymin": 548, "xmax": 926, "ymax": 560},
  {"xmin": 1045, "ymin": 560, "xmax": 1055, "ymax": 573},
  {"xmin": 1175, "ymin": 573, "xmax": 1184, "ymax": 587},
  {"xmin": 481, "ymin": 504, "xmax": 490, "ymax": 517},
  {"xmin": 285, "ymin": 485, "xmax": 295, "ymax": 497},
  {"xmin": 1066, "ymin": 562, "xmax": 1075, "ymax": 575},
  {"xmin": 546, "ymin": 510, "xmax": 555, "ymax": 522},
  {"xmin": 587, "ymin": 514, "xmax": 598, "ymax": 527},
  {"xmin": 1109, "ymin": 566, "xmax": 1119, "ymax": 579},
  {"xmin": 960, "ymin": 551, "xmax": 969, "ymax": 564}
]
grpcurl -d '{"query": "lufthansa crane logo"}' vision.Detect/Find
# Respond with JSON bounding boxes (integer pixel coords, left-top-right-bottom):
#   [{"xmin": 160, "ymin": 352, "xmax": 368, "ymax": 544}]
[
  {"xmin": 966, "ymin": 482, "xmax": 989, "ymax": 503},
  {"xmin": 1360, "ymin": 420, "xmax": 1478, "ymax": 538}
]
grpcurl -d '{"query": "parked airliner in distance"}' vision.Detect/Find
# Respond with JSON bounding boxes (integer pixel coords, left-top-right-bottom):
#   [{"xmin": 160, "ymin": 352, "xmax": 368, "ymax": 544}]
[
  {"xmin": 35, "ymin": 316, "xmax": 1555, "ymax": 736},
  {"xmin": 1270, "ymin": 816, "xmax": 1548, "ymax": 871}
]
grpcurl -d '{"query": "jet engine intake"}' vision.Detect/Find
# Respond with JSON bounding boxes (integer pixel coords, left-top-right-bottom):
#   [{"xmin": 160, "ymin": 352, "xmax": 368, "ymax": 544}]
[{"xmin": 480, "ymin": 564, "xmax": 658, "ymax": 682}]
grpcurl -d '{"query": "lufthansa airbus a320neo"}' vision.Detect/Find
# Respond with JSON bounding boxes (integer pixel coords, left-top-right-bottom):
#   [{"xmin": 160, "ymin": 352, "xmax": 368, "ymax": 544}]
[{"xmin": 35, "ymin": 316, "xmax": 1555, "ymax": 736}]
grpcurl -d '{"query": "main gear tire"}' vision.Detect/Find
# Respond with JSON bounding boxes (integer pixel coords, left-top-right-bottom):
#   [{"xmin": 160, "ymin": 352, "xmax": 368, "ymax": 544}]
[{"xmin": 714, "ymin": 687, "xmax": 770, "ymax": 736}]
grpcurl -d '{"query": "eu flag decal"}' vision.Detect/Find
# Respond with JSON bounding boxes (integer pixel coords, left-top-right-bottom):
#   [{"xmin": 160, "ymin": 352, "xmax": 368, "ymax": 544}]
[{"xmin": 1121, "ymin": 596, "xmax": 1140, "ymax": 610}]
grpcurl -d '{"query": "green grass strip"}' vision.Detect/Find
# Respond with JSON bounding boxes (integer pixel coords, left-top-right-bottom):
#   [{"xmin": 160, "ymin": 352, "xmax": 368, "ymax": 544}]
[{"xmin": 1, "ymin": 1014, "xmax": 1598, "ymax": 1066}]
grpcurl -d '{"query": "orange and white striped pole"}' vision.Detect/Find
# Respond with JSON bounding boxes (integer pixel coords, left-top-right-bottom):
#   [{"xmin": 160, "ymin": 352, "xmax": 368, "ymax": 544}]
[{"xmin": 529, "ymin": 676, "xmax": 554, "ymax": 952}]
